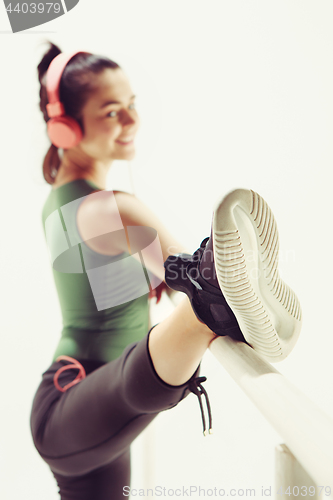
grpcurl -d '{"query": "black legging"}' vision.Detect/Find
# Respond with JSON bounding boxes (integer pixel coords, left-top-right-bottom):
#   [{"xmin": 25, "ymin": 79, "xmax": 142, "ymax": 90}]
[{"xmin": 30, "ymin": 326, "xmax": 203, "ymax": 500}]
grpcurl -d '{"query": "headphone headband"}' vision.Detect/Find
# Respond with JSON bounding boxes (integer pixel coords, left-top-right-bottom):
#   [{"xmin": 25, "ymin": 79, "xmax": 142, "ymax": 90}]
[{"xmin": 46, "ymin": 51, "xmax": 82, "ymax": 117}]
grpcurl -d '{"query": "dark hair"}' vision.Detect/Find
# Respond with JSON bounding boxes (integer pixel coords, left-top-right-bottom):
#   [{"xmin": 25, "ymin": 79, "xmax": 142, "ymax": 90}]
[{"xmin": 38, "ymin": 41, "xmax": 121, "ymax": 184}]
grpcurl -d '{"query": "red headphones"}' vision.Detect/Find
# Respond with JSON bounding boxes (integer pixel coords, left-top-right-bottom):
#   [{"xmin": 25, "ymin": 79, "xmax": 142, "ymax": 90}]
[{"xmin": 46, "ymin": 51, "xmax": 83, "ymax": 149}]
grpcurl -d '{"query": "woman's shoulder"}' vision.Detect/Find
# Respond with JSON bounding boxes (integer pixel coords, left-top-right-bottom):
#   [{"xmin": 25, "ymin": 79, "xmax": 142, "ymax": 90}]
[
  {"xmin": 76, "ymin": 189, "xmax": 138, "ymax": 256},
  {"xmin": 78, "ymin": 188, "xmax": 149, "ymax": 225}
]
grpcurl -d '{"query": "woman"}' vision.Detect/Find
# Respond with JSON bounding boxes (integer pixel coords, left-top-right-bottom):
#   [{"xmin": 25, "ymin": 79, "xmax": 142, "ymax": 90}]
[{"xmin": 30, "ymin": 42, "xmax": 302, "ymax": 500}]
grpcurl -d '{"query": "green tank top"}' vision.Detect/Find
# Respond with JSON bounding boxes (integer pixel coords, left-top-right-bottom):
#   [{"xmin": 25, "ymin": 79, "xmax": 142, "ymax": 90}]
[{"xmin": 42, "ymin": 179, "xmax": 150, "ymax": 364}]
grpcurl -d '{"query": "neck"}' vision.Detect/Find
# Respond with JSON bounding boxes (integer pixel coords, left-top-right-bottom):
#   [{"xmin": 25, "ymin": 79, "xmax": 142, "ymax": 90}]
[{"xmin": 54, "ymin": 150, "xmax": 113, "ymax": 190}]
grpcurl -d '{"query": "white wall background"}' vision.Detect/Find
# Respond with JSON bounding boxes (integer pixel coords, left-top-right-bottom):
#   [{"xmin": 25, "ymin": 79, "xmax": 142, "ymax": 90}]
[{"xmin": 1, "ymin": 1, "xmax": 333, "ymax": 498}]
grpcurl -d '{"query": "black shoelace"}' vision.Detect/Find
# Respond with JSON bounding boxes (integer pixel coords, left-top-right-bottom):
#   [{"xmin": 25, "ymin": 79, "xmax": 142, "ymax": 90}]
[{"xmin": 188, "ymin": 376, "xmax": 213, "ymax": 436}]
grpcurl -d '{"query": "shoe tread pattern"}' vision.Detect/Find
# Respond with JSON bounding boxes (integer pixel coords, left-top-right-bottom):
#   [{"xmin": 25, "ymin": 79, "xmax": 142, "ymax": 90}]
[
  {"xmin": 214, "ymin": 190, "xmax": 302, "ymax": 361},
  {"xmin": 250, "ymin": 190, "xmax": 301, "ymax": 322}
]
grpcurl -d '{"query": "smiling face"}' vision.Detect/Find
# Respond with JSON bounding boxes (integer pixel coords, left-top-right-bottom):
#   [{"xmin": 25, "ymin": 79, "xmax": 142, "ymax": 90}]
[{"xmin": 78, "ymin": 68, "xmax": 140, "ymax": 162}]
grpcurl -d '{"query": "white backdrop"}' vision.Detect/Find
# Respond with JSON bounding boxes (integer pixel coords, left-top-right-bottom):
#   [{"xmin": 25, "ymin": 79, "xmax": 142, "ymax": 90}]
[{"xmin": 1, "ymin": 1, "xmax": 333, "ymax": 498}]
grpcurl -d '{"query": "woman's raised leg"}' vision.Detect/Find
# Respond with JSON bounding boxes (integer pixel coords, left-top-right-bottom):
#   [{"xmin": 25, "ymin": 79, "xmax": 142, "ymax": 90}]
[{"xmin": 148, "ymin": 296, "xmax": 217, "ymax": 386}]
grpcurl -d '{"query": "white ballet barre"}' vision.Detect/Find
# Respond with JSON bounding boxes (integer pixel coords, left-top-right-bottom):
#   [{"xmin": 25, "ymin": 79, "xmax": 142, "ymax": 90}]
[
  {"xmin": 209, "ymin": 336, "xmax": 333, "ymax": 497},
  {"xmin": 142, "ymin": 295, "xmax": 333, "ymax": 498}
]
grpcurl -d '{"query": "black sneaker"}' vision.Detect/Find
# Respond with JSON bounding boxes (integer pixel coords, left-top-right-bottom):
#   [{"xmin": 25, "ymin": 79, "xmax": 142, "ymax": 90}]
[
  {"xmin": 164, "ymin": 188, "xmax": 302, "ymax": 362},
  {"xmin": 164, "ymin": 237, "xmax": 249, "ymax": 344}
]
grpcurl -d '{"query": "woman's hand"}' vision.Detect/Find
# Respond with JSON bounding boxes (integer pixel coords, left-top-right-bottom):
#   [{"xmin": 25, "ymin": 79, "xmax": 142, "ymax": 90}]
[{"xmin": 149, "ymin": 281, "xmax": 171, "ymax": 304}]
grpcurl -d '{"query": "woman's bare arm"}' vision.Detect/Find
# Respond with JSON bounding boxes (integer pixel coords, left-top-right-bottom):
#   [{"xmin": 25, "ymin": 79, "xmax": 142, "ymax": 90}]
[{"xmin": 77, "ymin": 189, "xmax": 191, "ymax": 283}]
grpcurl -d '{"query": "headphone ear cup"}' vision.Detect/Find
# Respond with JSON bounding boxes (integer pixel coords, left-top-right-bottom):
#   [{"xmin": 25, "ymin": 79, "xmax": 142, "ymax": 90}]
[{"xmin": 47, "ymin": 116, "xmax": 83, "ymax": 149}]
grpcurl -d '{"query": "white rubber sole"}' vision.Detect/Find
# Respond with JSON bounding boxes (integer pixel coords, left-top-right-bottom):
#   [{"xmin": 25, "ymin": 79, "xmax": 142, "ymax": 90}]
[{"xmin": 212, "ymin": 188, "xmax": 302, "ymax": 363}]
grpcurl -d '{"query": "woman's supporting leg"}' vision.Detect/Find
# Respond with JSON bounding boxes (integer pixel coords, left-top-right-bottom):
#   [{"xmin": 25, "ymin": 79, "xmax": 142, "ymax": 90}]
[
  {"xmin": 51, "ymin": 449, "xmax": 131, "ymax": 500},
  {"xmin": 30, "ymin": 294, "xmax": 216, "ymax": 483},
  {"xmin": 148, "ymin": 295, "xmax": 217, "ymax": 386}
]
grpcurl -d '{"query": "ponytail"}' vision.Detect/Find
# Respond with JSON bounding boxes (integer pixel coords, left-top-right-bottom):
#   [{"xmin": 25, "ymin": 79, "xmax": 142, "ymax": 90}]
[{"xmin": 42, "ymin": 144, "xmax": 61, "ymax": 185}]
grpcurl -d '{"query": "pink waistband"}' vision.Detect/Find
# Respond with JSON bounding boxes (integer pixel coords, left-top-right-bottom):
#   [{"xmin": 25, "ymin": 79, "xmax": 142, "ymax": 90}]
[{"xmin": 53, "ymin": 355, "xmax": 87, "ymax": 393}]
